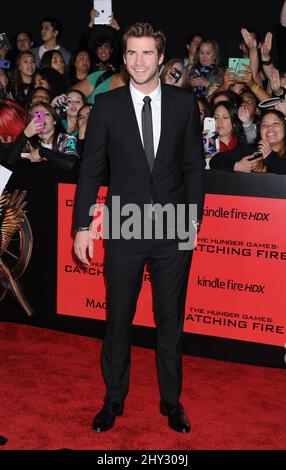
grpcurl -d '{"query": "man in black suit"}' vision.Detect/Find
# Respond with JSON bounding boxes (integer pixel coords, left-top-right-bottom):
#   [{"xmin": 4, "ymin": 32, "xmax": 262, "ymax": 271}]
[{"xmin": 73, "ymin": 23, "xmax": 205, "ymax": 433}]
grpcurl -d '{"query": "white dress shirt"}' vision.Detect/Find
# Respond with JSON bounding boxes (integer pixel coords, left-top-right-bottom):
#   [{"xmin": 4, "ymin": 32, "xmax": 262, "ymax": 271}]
[{"xmin": 129, "ymin": 81, "xmax": 161, "ymax": 156}]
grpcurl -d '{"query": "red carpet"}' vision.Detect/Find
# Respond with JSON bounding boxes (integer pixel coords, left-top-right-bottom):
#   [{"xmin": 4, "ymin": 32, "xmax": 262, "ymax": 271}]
[{"xmin": 0, "ymin": 322, "xmax": 285, "ymax": 450}]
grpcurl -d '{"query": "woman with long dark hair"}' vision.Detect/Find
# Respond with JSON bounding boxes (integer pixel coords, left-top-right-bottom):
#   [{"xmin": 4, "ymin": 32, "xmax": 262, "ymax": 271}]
[
  {"xmin": 33, "ymin": 68, "xmax": 68, "ymax": 99},
  {"xmin": 67, "ymin": 49, "xmax": 92, "ymax": 86},
  {"xmin": 0, "ymin": 99, "xmax": 79, "ymax": 170},
  {"xmin": 40, "ymin": 50, "xmax": 66, "ymax": 75},
  {"xmin": 10, "ymin": 51, "xmax": 36, "ymax": 108},
  {"xmin": 210, "ymin": 109, "xmax": 286, "ymax": 174},
  {"xmin": 213, "ymin": 101, "xmax": 245, "ymax": 152},
  {"xmin": 27, "ymin": 102, "xmax": 80, "ymax": 168}
]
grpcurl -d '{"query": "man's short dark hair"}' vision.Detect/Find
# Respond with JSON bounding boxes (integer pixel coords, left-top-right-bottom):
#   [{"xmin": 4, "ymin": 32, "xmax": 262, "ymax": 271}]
[
  {"xmin": 122, "ymin": 23, "xmax": 166, "ymax": 57},
  {"xmin": 41, "ymin": 17, "xmax": 63, "ymax": 38}
]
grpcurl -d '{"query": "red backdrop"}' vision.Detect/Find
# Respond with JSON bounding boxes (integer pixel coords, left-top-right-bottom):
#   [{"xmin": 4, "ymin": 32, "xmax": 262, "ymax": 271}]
[{"xmin": 57, "ymin": 184, "xmax": 286, "ymax": 347}]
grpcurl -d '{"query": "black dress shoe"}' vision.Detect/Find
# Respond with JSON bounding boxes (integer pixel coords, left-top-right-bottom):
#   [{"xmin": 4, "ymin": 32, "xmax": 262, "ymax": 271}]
[
  {"xmin": 92, "ymin": 401, "xmax": 124, "ymax": 432},
  {"xmin": 160, "ymin": 401, "xmax": 191, "ymax": 433}
]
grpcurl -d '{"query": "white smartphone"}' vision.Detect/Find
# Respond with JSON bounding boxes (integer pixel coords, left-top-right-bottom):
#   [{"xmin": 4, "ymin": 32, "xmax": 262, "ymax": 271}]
[
  {"xmin": 93, "ymin": 0, "xmax": 112, "ymax": 25},
  {"xmin": 203, "ymin": 117, "xmax": 216, "ymax": 135}
]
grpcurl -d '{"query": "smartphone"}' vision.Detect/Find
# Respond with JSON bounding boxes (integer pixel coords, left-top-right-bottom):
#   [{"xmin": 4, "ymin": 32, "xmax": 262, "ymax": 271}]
[
  {"xmin": 203, "ymin": 117, "xmax": 216, "ymax": 135},
  {"xmin": 0, "ymin": 32, "xmax": 12, "ymax": 50},
  {"xmin": 21, "ymin": 141, "xmax": 31, "ymax": 159},
  {"xmin": 93, "ymin": 0, "xmax": 112, "ymax": 24},
  {"xmin": 228, "ymin": 57, "xmax": 250, "ymax": 74},
  {"xmin": 33, "ymin": 110, "xmax": 45, "ymax": 132},
  {"xmin": 249, "ymin": 151, "xmax": 263, "ymax": 161},
  {"xmin": 0, "ymin": 59, "xmax": 10, "ymax": 69},
  {"xmin": 33, "ymin": 110, "xmax": 45, "ymax": 122},
  {"xmin": 191, "ymin": 69, "xmax": 201, "ymax": 79}
]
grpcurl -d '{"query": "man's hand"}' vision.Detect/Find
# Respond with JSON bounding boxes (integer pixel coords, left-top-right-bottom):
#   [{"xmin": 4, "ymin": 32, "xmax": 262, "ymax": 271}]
[{"xmin": 74, "ymin": 230, "xmax": 94, "ymax": 265}]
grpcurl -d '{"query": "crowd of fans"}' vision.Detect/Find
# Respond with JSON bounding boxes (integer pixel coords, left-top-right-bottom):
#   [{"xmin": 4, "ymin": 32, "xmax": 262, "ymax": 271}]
[{"xmin": 1, "ymin": 4, "xmax": 286, "ymax": 175}]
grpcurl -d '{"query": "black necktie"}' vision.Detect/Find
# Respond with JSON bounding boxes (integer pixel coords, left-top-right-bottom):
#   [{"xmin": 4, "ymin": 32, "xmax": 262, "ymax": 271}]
[{"xmin": 142, "ymin": 96, "xmax": 155, "ymax": 172}]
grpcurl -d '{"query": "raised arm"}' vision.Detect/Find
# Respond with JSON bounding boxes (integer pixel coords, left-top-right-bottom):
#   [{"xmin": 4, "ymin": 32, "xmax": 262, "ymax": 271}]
[{"xmin": 280, "ymin": 0, "xmax": 286, "ymax": 26}]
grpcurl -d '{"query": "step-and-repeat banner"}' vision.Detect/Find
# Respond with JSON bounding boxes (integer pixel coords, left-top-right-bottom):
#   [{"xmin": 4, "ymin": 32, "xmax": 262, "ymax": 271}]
[{"xmin": 57, "ymin": 183, "xmax": 286, "ymax": 347}]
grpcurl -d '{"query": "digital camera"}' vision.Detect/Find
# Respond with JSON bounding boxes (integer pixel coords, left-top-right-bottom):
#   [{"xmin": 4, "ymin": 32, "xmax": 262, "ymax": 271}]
[
  {"xmin": 57, "ymin": 101, "xmax": 69, "ymax": 113},
  {"xmin": 170, "ymin": 68, "xmax": 183, "ymax": 82}
]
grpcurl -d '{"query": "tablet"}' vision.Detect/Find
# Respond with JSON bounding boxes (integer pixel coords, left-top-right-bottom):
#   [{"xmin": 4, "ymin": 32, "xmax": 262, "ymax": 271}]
[{"xmin": 93, "ymin": 0, "xmax": 112, "ymax": 25}]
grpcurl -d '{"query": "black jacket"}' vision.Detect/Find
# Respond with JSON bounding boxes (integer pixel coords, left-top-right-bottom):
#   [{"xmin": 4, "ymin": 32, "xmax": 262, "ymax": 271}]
[{"xmin": 73, "ymin": 84, "xmax": 205, "ymax": 230}]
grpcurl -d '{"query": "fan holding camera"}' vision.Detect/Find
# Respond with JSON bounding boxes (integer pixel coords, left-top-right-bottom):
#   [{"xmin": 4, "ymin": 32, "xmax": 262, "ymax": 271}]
[
  {"xmin": 24, "ymin": 103, "xmax": 80, "ymax": 168},
  {"xmin": 51, "ymin": 90, "xmax": 86, "ymax": 137},
  {"xmin": 210, "ymin": 109, "xmax": 286, "ymax": 174},
  {"xmin": 188, "ymin": 39, "xmax": 223, "ymax": 98},
  {"xmin": 0, "ymin": 101, "xmax": 79, "ymax": 169},
  {"xmin": 160, "ymin": 58, "xmax": 187, "ymax": 88}
]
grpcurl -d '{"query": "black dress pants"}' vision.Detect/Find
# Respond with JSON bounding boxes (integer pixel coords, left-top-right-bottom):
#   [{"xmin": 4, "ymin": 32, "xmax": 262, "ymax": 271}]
[{"xmin": 102, "ymin": 238, "xmax": 192, "ymax": 404}]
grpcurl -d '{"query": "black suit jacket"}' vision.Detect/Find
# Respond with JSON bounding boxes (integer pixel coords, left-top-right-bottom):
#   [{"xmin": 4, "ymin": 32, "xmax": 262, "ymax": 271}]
[{"xmin": 73, "ymin": 84, "xmax": 205, "ymax": 233}]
